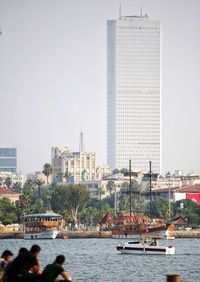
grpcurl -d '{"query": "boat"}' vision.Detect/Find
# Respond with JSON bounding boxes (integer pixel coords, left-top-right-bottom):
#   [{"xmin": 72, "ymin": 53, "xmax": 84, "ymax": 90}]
[
  {"xmin": 112, "ymin": 213, "xmax": 166, "ymax": 239},
  {"xmin": 116, "ymin": 237, "xmax": 175, "ymax": 255},
  {"xmin": 164, "ymin": 224, "xmax": 175, "ymax": 240},
  {"xmin": 111, "ymin": 161, "xmax": 166, "ymax": 239},
  {"xmin": 23, "ymin": 212, "xmax": 62, "ymax": 239}
]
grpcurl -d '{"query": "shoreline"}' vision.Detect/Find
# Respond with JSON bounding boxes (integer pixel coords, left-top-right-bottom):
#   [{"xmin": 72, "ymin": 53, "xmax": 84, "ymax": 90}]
[{"xmin": 0, "ymin": 230, "xmax": 200, "ymax": 239}]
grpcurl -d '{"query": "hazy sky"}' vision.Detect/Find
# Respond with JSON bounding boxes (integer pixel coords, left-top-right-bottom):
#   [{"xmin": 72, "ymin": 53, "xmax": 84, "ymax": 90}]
[{"xmin": 0, "ymin": 0, "xmax": 200, "ymax": 176}]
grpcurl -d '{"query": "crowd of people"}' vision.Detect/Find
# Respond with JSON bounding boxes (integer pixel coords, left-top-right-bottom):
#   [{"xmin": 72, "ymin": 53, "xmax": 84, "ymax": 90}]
[{"xmin": 0, "ymin": 245, "xmax": 72, "ymax": 282}]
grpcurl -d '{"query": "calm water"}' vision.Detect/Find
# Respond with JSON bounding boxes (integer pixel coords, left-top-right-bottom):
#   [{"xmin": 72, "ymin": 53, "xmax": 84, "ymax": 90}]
[{"xmin": 0, "ymin": 238, "xmax": 200, "ymax": 282}]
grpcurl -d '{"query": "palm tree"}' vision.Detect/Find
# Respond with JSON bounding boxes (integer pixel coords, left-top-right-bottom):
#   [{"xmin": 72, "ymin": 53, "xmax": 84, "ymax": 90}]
[
  {"xmin": 5, "ymin": 177, "xmax": 12, "ymax": 189},
  {"xmin": 63, "ymin": 171, "xmax": 72, "ymax": 184},
  {"xmin": 56, "ymin": 172, "xmax": 64, "ymax": 183},
  {"xmin": 34, "ymin": 179, "xmax": 45, "ymax": 197},
  {"xmin": 106, "ymin": 180, "xmax": 115, "ymax": 196},
  {"xmin": 42, "ymin": 163, "xmax": 52, "ymax": 185}
]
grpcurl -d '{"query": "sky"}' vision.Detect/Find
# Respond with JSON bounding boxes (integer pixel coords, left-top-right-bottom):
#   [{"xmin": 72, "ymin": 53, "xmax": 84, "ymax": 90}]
[{"xmin": 0, "ymin": 0, "xmax": 200, "ymax": 176}]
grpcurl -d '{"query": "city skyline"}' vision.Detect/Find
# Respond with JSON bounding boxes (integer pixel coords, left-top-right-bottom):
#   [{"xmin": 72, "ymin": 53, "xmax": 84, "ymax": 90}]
[
  {"xmin": 107, "ymin": 14, "xmax": 161, "ymax": 173},
  {"xmin": 0, "ymin": 0, "xmax": 200, "ymax": 175}
]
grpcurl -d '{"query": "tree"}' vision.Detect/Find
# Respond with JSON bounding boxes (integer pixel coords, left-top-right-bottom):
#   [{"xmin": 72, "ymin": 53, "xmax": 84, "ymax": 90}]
[
  {"xmin": 12, "ymin": 182, "xmax": 22, "ymax": 193},
  {"xmin": 106, "ymin": 180, "xmax": 115, "ymax": 196},
  {"xmin": 147, "ymin": 197, "xmax": 169, "ymax": 220},
  {"xmin": 56, "ymin": 172, "xmax": 64, "ymax": 183},
  {"xmin": 112, "ymin": 168, "xmax": 120, "ymax": 174},
  {"xmin": 81, "ymin": 169, "xmax": 87, "ymax": 181},
  {"xmin": 5, "ymin": 177, "xmax": 12, "ymax": 189},
  {"xmin": 0, "ymin": 197, "xmax": 16, "ymax": 223},
  {"xmin": 65, "ymin": 184, "xmax": 90, "ymax": 227},
  {"xmin": 120, "ymin": 168, "xmax": 128, "ymax": 174},
  {"xmin": 63, "ymin": 171, "xmax": 72, "ymax": 184},
  {"xmin": 34, "ymin": 179, "xmax": 45, "ymax": 197},
  {"xmin": 43, "ymin": 163, "xmax": 52, "ymax": 185}
]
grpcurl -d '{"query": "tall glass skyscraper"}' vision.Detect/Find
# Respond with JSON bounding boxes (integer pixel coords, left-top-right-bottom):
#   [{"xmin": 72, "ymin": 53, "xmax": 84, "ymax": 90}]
[
  {"xmin": 107, "ymin": 14, "xmax": 162, "ymax": 173},
  {"xmin": 0, "ymin": 148, "xmax": 17, "ymax": 172}
]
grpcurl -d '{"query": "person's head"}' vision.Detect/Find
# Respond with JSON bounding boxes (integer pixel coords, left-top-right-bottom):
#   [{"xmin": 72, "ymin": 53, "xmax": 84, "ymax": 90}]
[
  {"xmin": 18, "ymin": 247, "xmax": 28, "ymax": 255},
  {"xmin": 1, "ymin": 250, "xmax": 13, "ymax": 262},
  {"xmin": 29, "ymin": 245, "xmax": 41, "ymax": 257},
  {"xmin": 54, "ymin": 255, "xmax": 65, "ymax": 266}
]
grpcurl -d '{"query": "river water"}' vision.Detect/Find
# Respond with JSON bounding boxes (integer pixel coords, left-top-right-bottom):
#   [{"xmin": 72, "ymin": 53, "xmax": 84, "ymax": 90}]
[{"xmin": 0, "ymin": 238, "xmax": 200, "ymax": 282}]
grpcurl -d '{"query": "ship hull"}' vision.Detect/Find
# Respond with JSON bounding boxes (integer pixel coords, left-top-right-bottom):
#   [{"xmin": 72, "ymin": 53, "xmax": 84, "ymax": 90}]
[{"xmin": 24, "ymin": 229, "xmax": 59, "ymax": 240}]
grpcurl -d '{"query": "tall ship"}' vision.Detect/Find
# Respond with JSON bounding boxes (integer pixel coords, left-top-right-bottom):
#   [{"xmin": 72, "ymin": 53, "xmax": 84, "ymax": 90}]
[
  {"xmin": 112, "ymin": 160, "xmax": 166, "ymax": 238},
  {"xmin": 112, "ymin": 213, "xmax": 165, "ymax": 239},
  {"xmin": 23, "ymin": 212, "xmax": 62, "ymax": 239}
]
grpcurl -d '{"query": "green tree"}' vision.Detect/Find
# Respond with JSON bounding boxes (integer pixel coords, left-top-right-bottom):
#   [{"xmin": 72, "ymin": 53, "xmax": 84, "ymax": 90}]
[
  {"xmin": 112, "ymin": 168, "xmax": 120, "ymax": 174},
  {"xmin": 63, "ymin": 171, "xmax": 72, "ymax": 184},
  {"xmin": 56, "ymin": 172, "xmax": 64, "ymax": 183},
  {"xmin": 106, "ymin": 180, "xmax": 115, "ymax": 196},
  {"xmin": 35, "ymin": 179, "xmax": 45, "ymax": 197},
  {"xmin": 120, "ymin": 168, "xmax": 128, "ymax": 174},
  {"xmin": 12, "ymin": 182, "xmax": 22, "ymax": 193},
  {"xmin": 146, "ymin": 196, "xmax": 169, "ymax": 220},
  {"xmin": 65, "ymin": 184, "xmax": 90, "ymax": 226},
  {"xmin": 43, "ymin": 163, "xmax": 52, "ymax": 185},
  {"xmin": 0, "ymin": 197, "xmax": 16, "ymax": 223},
  {"xmin": 5, "ymin": 177, "xmax": 12, "ymax": 189},
  {"xmin": 81, "ymin": 169, "xmax": 87, "ymax": 181}
]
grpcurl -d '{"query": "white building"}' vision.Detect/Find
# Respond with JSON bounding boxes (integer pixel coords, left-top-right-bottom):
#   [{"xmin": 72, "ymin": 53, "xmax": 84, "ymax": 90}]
[
  {"xmin": 0, "ymin": 171, "xmax": 24, "ymax": 187},
  {"xmin": 107, "ymin": 14, "xmax": 162, "ymax": 173},
  {"xmin": 51, "ymin": 146, "xmax": 96, "ymax": 184}
]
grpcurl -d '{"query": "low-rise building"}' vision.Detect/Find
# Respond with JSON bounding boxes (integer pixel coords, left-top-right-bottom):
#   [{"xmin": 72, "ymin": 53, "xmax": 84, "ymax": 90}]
[
  {"xmin": 27, "ymin": 171, "xmax": 50, "ymax": 186},
  {"xmin": 0, "ymin": 188, "xmax": 21, "ymax": 203},
  {"xmin": 0, "ymin": 171, "xmax": 24, "ymax": 187},
  {"xmin": 173, "ymin": 184, "xmax": 200, "ymax": 205}
]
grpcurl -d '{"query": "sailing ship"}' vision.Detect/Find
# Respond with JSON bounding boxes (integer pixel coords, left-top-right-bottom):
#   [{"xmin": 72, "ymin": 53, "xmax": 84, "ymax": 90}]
[
  {"xmin": 112, "ymin": 213, "xmax": 165, "ymax": 239},
  {"xmin": 112, "ymin": 160, "xmax": 166, "ymax": 238}
]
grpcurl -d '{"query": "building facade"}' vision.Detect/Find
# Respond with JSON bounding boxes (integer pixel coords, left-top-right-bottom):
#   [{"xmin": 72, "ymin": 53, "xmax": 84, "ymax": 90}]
[
  {"xmin": 107, "ymin": 14, "xmax": 162, "ymax": 173},
  {"xmin": 51, "ymin": 146, "xmax": 96, "ymax": 184},
  {"xmin": 0, "ymin": 148, "xmax": 17, "ymax": 172},
  {"xmin": 0, "ymin": 171, "xmax": 23, "ymax": 187}
]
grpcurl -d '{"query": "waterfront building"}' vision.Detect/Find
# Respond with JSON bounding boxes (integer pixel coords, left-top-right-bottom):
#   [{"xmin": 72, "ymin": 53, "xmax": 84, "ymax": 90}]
[
  {"xmin": 107, "ymin": 13, "xmax": 162, "ymax": 173},
  {"xmin": 0, "ymin": 148, "xmax": 17, "ymax": 172}
]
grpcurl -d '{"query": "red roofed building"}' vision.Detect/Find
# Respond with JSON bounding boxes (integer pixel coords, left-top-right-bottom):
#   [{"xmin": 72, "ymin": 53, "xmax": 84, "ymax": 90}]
[
  {"xmin": 174, "ymin": 184, "xmax": 200, "ymax": 205},
  {"xmin": 0, "ymin": 188, "xmax": 21, "ymax": 203}
]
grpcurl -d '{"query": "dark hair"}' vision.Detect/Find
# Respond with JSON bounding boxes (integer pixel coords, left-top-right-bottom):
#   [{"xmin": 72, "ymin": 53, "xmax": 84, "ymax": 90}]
[
  {"xmin": 29, "ymin": 245, "xmax": 41, "ymax": 254},
  {"xmin": 1, "ymin": 250, "xmax": 13, "ymax": 258},
  {"xmin": 18, "ymin": 247, "xmax": 28, "ymax": 255},
  {"xmin": 54, "ymin": 255, "xmax": 65, "ymax": 265}
]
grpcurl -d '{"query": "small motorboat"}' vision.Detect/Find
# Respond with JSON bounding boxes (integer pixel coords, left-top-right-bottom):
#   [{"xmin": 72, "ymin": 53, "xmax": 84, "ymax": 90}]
[{"xmin": 117, "ymin": 237, "xmax": 175, "ymax": 255}]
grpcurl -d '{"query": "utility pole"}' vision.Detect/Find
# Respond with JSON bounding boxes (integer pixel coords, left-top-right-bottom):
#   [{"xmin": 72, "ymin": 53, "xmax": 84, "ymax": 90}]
[
  {"xmin": 149, "ymin": 161, "xmax": 152, "ymax": 218},
  {"xmin": 129, "ymin": 160, "xmax": 132, "ymax": 217}
]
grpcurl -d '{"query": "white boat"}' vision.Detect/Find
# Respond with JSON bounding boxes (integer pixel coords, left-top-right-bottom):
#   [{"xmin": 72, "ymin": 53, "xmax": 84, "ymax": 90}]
[
  {"xmin": 117, "ymin": 238, "xmax": 175, "ymax": 255},
  {"xmin": 23, "ymin": 212, "xmax": 61, "ymax": 240}
]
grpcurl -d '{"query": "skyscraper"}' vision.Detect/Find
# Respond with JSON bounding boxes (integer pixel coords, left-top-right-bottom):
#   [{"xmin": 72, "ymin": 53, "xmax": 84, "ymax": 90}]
[
  {"xmin": 107, "ymin": 13, "xmax": 162, "ymax": 173},
  {"xmin": 0, "ymin": 148, "xmax": 17, "ymax": 172}
]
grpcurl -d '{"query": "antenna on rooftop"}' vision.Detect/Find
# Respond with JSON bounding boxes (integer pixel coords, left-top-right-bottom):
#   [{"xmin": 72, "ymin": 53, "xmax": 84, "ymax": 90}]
[
  {"xmin": 140, "ymin": 6, "xmax": 143, "ymax": 17},
  {"xmin": 119, "ymin": 2, "xmax": 122, "ymax": 19},
  {"xmin": 79, "ymin": 123, "xmax": 85, "ymax": 152}
]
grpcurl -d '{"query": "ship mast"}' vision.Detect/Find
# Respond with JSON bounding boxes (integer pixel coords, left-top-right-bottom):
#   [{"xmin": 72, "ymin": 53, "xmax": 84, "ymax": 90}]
[
  {"xmin": 129, "ymin": 159, "xmax": 132, "ymax": 217},
  {"xmin": 149, "ymin": 161, "xmax": 152, "ymax": 218}
]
